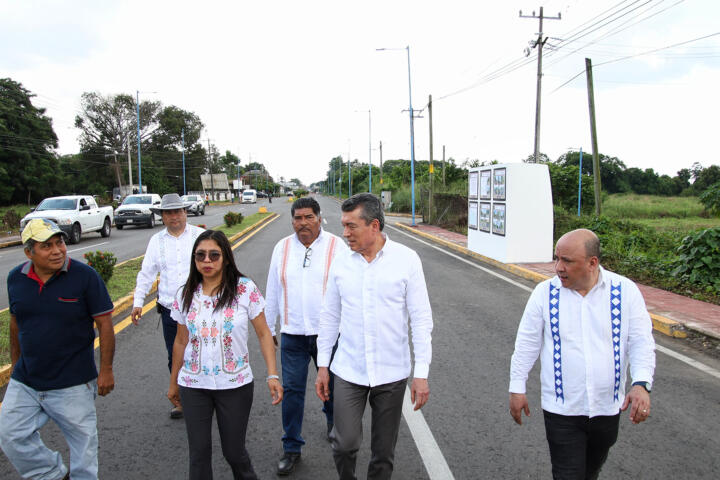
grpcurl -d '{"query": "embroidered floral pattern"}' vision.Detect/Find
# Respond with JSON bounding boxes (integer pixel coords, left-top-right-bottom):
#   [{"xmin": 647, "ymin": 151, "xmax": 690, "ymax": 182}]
[{"xmin": 180, "ymin": 375, "xmax": 198, "ymax": 386}]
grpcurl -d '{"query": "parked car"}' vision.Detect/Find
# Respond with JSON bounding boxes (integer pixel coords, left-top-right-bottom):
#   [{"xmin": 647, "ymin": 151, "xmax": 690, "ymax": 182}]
[
  {"xmin": 256, "ymin": 191, "xmax": 268, "ymax": 198},
  {"xmin": 114, "ymin": 193, "xmax": 162, "ymax": 229},
  {"xmin": 181, "ymin": 194, "xmax": 205, "ymax": 216},
  {"xmin": 242, "ymin": 189, "xmax": 257, "ymax": 204},
  {"xmin": 21, "ymin": 195, "xmax": 113, "ymax": 244}
]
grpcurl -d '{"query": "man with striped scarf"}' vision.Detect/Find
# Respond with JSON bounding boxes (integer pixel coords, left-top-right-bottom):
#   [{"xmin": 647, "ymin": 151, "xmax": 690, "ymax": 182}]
[{"xmin": 265, "ymin": 196, "xmax": 348, "ymax": 476}]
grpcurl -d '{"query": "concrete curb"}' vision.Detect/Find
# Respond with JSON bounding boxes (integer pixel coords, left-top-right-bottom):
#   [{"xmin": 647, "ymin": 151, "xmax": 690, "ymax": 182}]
[
  {"xmin": 0, "ymin": 213, "xmax": 279, "ymax": 389},
  {"xmin": 0, "ymin": 239, "xmax": 21, "ymax": 249},
  {"xmin": 394, "ymin": 222, "xmax": 690, "ymax": 340}
]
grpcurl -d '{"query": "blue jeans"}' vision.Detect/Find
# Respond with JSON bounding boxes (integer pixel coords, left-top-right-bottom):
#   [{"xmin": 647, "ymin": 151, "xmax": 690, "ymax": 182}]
[
  {"xmin": 0, "ymin": 378, "xmax": 99, "ymax": 480},
  {"xmin": 281, "ymin": 333, "xmax": 334, "ymax": 453}
]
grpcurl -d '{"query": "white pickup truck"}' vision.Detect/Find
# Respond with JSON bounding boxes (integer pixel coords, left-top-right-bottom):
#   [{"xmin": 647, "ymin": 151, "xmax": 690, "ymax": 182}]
[{"xmin": 20, "ymin": 195, "xmax": 114, "ymax": 244}]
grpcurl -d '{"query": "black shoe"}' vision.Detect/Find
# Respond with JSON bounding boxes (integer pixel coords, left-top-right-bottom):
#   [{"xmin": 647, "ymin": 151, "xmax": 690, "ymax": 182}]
[
  {"xmin": 277, "ymin": 452, "xmax": 301, "ymax": 476},
  {"xmin": 170, "ymin": 406, "xmax": 183, "ymax": 419},
  {"xmin": 326, "ymin": 423, "xmax": 334, "ymax": 442}
]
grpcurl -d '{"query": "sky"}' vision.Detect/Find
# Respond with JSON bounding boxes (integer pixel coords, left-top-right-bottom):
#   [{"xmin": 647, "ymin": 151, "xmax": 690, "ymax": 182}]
[{"xmin": 2, "ymin": 0, "xmax": 719, "ymax": 186}]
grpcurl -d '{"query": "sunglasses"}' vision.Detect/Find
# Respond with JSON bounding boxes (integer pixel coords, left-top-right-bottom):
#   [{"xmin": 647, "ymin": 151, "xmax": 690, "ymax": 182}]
[
  {"xmin": 194, "ymin": 250, "xmax": 222, "ymax": 262},
  {"xmin": 303, "ymin": 247, "xmax": 312, "ymax": 268}
]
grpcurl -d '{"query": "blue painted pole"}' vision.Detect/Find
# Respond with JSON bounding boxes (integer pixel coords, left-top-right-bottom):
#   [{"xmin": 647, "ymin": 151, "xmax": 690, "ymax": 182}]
[
  {"xmin": 368, "ymin": 110, "xmax": 372, "ymax": 193},
  {"xmin": 406, "ymin": 45, "xmax": 416, "ymax": 226},
  {"xmin": 136, "ymin": 91, "xmax": 142, "ymax": 194},
  {"xmin": 182, "ymin": 128, "xmax": 186, "ymax": 195},
  {"xmin": 577, "ymin": 147, "xmax": 583, "ymax": 216}
]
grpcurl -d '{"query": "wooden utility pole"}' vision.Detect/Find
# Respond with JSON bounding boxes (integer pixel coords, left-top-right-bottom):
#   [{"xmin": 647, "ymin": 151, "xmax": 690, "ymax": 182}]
[
  {"xmin": 428, "ymin": 95, "xmax": 434, "ymax": 223},
  {"xmin": 442, "ymin": 145, "xmax": 446, "ymax": 187},
  {"xmin": 585, "ymin": 57, "xmax": 602, "ymax": 215},
  {"xmin": 520, "ymin": 7, "xmax": 561, "ymax": 163}
]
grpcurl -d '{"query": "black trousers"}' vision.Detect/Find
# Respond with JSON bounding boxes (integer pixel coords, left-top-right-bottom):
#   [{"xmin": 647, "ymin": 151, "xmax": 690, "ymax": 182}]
[
  {"xmin": 179, "ymin": 383, "xmax": 257, "ymax": 480},
  {"xmin": 158, "ymin": 304, "xmax": 177, "ymax": 371},
  {"xmin": 543, "ymin": 410, "xmax": 620, "ymax": 480},
  {"xmin": 332, "ymin": 376, "xmax": 407, "ymax": 480}
]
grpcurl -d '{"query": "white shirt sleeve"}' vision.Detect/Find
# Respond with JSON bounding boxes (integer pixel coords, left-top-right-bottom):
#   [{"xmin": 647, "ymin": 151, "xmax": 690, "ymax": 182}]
[
  {"xmin": 133, "ymin": 235, "xmax": 160, "ymax": 309},
  {"xmin": 625, "ymin": 281, "xmax": 656, "ymax": 385},
  {"xmin": 264, "ymin": 242, "xmax": 282, "ymax": 336},
  {"xmin": 317, "ymin": 263, "xmax": 342, "ymax": 367},
  {"xmin": 406, "ymin": 253, "xmax": 433, "ymax": 379},
  {"xmin": 509, "ymin": 284, "xmax": 546, "ymax": 394}
]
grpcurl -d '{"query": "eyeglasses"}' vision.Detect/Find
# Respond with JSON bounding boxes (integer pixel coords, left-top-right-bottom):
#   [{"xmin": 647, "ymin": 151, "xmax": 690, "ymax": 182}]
[
  {"xmin": 303, "ymin": 248, "xmax": 312, "ymax": 268},
  {"xmin": 194, "ymin": 250, "xmax": 222, "ymax": 262}
]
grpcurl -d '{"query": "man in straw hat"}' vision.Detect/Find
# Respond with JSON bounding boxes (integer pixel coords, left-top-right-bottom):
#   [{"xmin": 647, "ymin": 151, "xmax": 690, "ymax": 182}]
[
  {"xmin": 0, "ymin": 218, "xmax": 115, "ymax": 479},
  {"xmin": 132, "ymin": 193, "xmax": 204, "ymax": 419}
]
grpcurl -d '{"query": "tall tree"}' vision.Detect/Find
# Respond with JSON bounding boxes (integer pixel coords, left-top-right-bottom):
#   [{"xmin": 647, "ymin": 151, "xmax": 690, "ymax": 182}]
[
  {"xmin": 0, "ymin": 78, "xmax": 61, "ymax": 204},
  {"xmin": 75, "ymin": 92, "xmax": 161, "ymax": 191}
]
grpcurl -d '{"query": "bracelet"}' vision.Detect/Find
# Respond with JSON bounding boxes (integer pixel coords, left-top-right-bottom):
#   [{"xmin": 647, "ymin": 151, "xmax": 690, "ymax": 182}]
[{"xmin": 266, "ymin": 374, "xmax": 280, "ymax": 382}]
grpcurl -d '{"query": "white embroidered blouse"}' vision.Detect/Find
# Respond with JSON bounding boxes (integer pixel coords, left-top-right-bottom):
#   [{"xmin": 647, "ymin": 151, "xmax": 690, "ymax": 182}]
[{"xmin": 170, "ymin": 278, "xmax": 265, "ymax": 390}]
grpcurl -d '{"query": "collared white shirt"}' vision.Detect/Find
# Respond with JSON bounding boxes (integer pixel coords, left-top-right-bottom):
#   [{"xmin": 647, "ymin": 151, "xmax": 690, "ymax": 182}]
[
  {"xmin": 170, "ymin": 279, "xmax": 265, "ymax": 390},
  {"xmin": 318, "ymin": 234, "xmax": 433, "ymax": 387},
  {"xmin": 509, "ymin": 266, "xmax": 656, "ymax": 417},
  {"xmin": 133, "ymin": 224, "xmax": 204, "ymax": 309},
  {"xmin": 265, "ymin": 228, "xmax": 347, "ymax": 336}
]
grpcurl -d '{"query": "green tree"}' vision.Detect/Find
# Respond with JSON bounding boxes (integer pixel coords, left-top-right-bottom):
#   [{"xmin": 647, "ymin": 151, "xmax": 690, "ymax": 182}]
[
  {"xmin": 547, "ymin": 163, "xmax": 595, "ymax": 213},
  {"xmin": 692, "ymin": 165, "xmax": 720, "ymax": 193},
  {"xmin": 0, "ymin": 78, "xmax": 62, "ymax": 204}
]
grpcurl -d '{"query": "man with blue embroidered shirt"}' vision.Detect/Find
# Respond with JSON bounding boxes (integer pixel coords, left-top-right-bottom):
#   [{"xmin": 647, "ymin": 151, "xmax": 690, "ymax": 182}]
[
  {"xmin": 0, "ymin": 218, "xmax": 115, "ymax": 480},
  {"xmin": 509, "ymin": 228, "xmax": 655, "ymax": 480},
  {"xmin": 265, "ymin": 196, "xmax": 347, "ymax": 476}
]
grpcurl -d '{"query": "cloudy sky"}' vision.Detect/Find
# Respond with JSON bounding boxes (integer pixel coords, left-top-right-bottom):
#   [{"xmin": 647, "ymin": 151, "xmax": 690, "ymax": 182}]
[{"xmin": 2, "ymin": 0, "xmax": 719, "ymax": 185}]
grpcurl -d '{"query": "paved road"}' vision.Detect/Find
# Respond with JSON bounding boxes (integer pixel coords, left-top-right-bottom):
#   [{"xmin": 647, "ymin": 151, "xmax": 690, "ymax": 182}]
[
  {"xmin": 1, "ymin": 195, "xmax": 719, "ymax": 479},
  {"xmin": 0, "ymin": 200, "xmax": 271, "ymax": 309}
]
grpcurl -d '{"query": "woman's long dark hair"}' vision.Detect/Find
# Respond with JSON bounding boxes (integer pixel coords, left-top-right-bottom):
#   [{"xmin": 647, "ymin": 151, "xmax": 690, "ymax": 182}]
[{"xmin": 180, "ymin": 230, "xmax": 246, "ymax": 314}]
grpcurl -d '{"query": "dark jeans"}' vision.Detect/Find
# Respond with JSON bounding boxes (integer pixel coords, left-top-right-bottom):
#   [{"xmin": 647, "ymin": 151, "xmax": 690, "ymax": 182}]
[
  {"xmin": 332, "ymin": 376, "xmax": 407, "ymax": 480},
  {"xmin": 179, "ymin": 383, "xmax": 257, "ymax": 480},
  {"xmin": 543, "ymin": 410, "xmax": 621, "ymax": 480},
  {"xmin": 158, "ymin": 304, "xmax": 177, "ymax": 371},
  {"xmin": 280, "ymin": 333, "xmax": 335, "ymax": 453}
]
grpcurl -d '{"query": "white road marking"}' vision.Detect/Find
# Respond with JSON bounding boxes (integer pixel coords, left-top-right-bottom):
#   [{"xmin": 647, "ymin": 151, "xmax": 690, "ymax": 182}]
[
  {"xmin": 402, "ymin": 388, "xmax": 455, "ymax": 480},
  {"xmin": 655, "ymin": 344, "xmax": 720, "ymax": 379},
  {"xmin": 387, "ymin": 224, "xmax": 720, "ymax": 380},
  {"xmin": 323, "ymin": 218, "xmax": 328, "ymax": 225},
  {"xmin": 387, "ymin": 225, "xmax": 533, "ymax": 292},
  {"xmin": 67, "ymin": 241, "xmax": 109, "ymax": 254}
]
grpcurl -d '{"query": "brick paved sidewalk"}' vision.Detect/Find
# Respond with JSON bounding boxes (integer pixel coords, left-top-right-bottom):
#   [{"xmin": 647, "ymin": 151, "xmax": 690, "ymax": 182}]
[{"xmin": 400, "ymin": 222, "xmax": 720, "ymax": 341}]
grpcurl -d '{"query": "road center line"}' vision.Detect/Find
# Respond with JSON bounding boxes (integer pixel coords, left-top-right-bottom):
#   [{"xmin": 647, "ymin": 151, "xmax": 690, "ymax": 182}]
[
  {"xmin": 67, "ymin": 241, "xmax": 110, "ymax": 254},
  {"xmin": 388, "ymin": 225, "xmax": 720, "ymax": 380},
  {"xmin": 402, "ymin": 388, "xmax": 455, "ymax": 480}
]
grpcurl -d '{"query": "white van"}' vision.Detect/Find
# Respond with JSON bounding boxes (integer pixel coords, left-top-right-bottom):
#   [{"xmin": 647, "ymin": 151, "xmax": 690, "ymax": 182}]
[{"xmin": 242, "ymin": 189, "xmax": 257, "ymax": 204}]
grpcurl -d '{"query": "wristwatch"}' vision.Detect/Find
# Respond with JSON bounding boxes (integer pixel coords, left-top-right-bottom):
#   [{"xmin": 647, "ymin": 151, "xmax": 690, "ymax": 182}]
[{"xmin": 632, "ymin": 381, "xmax": 652, "ymax": 393}]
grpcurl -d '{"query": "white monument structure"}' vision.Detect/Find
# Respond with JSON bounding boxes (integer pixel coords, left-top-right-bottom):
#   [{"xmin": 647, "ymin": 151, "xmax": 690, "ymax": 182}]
[{"xmin": 467, "ymin": 163, "xmax": 553, "ymax": 263}]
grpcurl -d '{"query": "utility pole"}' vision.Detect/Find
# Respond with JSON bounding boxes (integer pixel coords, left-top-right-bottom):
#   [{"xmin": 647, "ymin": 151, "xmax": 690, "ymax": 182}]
[
  {"xmin": 368, "ymin": 111, "xmax": 372, "ymax": 193},
  {"xmin": 127, "ymin": 136, "xmax": 132, "ymax": 190},
  {"xmin": 585, "ymin": 58, "xmax": 602, "ymax": 215},
  {"xmin": 520, "ymin": 7, "xmax": 561, "ymax": 163},
  {"xmin": 348, "ymin": 142, "xmax": 352, "ymax": 197},
  {"xmin": 207, "ymin": 138, "xmax": 215, "ymax": 201},
  {"xmin": 442, "ymin": 145, "xmax": 446, "ymax": 187},
  {"xmin": 181, "ymin": 128, "xmax": 186, "ymax": 195},
  {"xmin": 136, "ymin": 90, "xmax": 142, "ymax": 193},
  {"xmin": 428, "ymin": 94, "xmax": 434, "ymax": 223},
  {"xmin": 379, "ymin": 141, "xmax": 383, "ymax": 187}
]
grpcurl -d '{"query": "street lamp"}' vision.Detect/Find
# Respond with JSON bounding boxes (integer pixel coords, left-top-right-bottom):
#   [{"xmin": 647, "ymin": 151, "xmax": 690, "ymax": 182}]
[
  {"xmin": 136, "ymin": 90, "xmax": 157, "ymax": 194},
  {"xmin": 355, "ymin": 110, "xmax": 372, "ymax": 193},
  {"xmin": 376, "ymin": 46, "xmax": 416, "ymax": 226}
]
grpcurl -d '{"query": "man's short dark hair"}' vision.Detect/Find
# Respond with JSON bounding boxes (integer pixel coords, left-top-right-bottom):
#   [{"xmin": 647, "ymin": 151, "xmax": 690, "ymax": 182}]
[
  {"xmin": 23, "ymin": 239, "xmax": 37, "ymax": 254},
  {"xmin": 341, "ymin": 193, "xmax": 384, "ymax": 231},
  {"xmin": 291, "ymin": 197, "xmax": 321, "ymax": 217}
]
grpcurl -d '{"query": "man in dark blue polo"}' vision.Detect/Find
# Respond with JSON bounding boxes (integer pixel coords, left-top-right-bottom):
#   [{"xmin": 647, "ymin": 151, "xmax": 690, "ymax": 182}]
[{"xmin": 0, "ymin": 218, "xmax": 116, "ymax": 480}]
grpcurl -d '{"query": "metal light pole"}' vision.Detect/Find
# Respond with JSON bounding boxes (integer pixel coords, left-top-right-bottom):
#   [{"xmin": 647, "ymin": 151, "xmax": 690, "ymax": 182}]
[
  {"xmin": 377, "ymin": 46, "xmax": 417, "ymax": 226},
  {"xmin": 135, "ymin": 90, "xmax": 157, "ymax": 194},
  {"xmin": 181, "ymin": 128, "xmax": 186, "ymax": 195}
]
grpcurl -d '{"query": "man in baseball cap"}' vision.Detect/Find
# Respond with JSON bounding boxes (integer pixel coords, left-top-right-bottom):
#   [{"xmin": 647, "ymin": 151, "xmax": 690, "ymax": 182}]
[{"xmin": 0, "ymin": 218, "xmax": 116, "ymax": 479}]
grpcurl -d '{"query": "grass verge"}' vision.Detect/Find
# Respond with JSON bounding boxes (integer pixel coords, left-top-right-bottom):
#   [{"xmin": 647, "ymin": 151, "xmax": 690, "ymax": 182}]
[{"xmin": 216, "ymin": 212, "xmax": 273, "ymax": 237}]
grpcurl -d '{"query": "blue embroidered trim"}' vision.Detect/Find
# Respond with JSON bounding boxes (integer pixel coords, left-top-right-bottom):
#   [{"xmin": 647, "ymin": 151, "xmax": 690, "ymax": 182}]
[
  {"xmin": 611, "ymin": 282, "xmax": 622, "ymax": 401},
  {"xmin": 549, "ymin": 283, "xmax": 563, "ymax": 403}
]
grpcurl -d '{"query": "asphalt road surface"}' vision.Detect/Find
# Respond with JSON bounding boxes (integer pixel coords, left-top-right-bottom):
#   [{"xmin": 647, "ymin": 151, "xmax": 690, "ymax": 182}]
[
  {"xmin": 0, "ymin": 200, "xmax": 269, "ymax": 310},
  {"xmin": 1, "ymin": 195, "xmax": 719, "ymax": 479}
]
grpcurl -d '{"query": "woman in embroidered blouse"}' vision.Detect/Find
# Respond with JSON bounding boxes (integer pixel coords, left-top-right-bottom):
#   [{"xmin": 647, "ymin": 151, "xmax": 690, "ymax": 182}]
[{"xmin": 168, "ymin": 230, "xmax": 282, "ymax": 480}]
